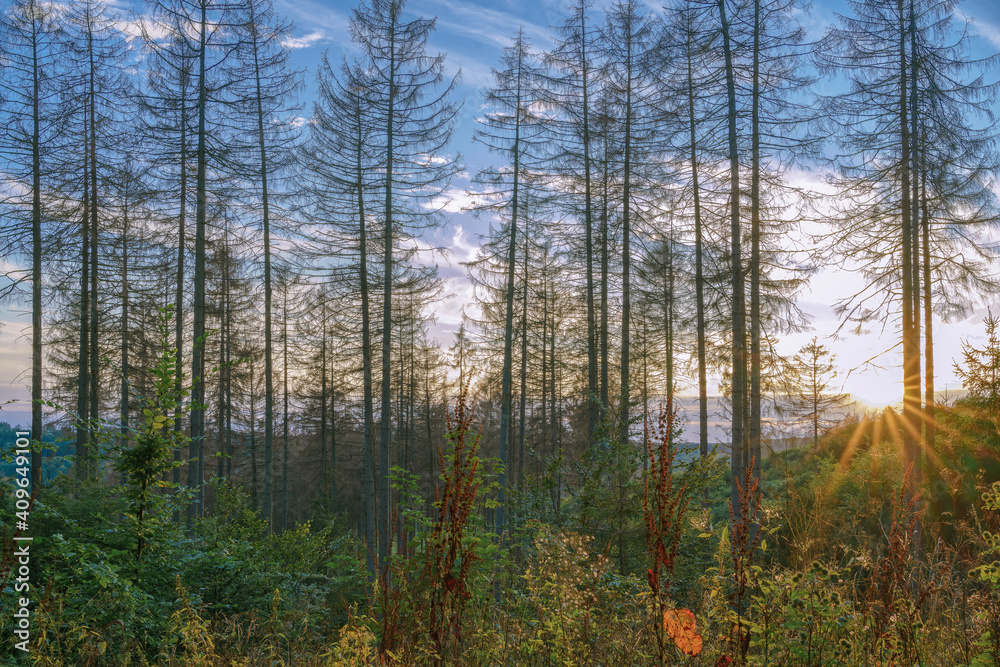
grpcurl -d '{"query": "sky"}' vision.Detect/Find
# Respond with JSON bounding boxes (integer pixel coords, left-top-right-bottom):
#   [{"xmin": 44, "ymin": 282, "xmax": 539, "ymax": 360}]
[{"xmin": 2, "ymin": 0, "xmax": 1000, "ymax": 429}]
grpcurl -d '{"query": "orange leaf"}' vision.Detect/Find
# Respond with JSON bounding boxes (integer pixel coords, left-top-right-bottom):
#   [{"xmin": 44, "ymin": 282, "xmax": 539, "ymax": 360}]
[
  {"xmin": 663, "ymin": 608, "xmax": 702, "ymax": 657},
  {"xmin": 713, "ymin": 656, "xmax": 733, "ymax": 667}
]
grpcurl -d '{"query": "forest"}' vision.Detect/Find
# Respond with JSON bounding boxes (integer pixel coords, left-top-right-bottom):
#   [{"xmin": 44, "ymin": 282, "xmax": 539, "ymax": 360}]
[{"xmin": 1, "ymin": 0, "xmax": 1000, "ymax": 663}]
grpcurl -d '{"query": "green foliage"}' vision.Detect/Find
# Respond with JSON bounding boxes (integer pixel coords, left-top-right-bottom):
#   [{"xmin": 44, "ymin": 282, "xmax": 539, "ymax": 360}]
[
  {"xmin": 159, "ymin": 575, "xmax": 216, "ymax": 666},
  {"xmin": 749, "ymin": 562, "xmax": 859, "ymax": 666},
  {"xmin": 378, "ymin": 387, "xmax": 503, "ymax": 665},
  {"xmin": 117, "ymin": 307, "xmax": 190, "ymax": 576},
  {"xmin": 978, "ymin": 482, "xmax": 1000, "ymax": 586},
  {"xmin": 777, "ymin": 437, "xmax": 906, "ymax": 567},
  {"xmin": 956, "ymin": 312, "xmax": 1000, "ymax": 418},
  {"xmin": 0, "ymin": 471, "xmax": 180, "ymax": 662},
  {"xmin": 0, "ymin": 306, "xmax": 366, "ymax": 664},
  {"xmin": 520, "ymin": 526, "xmax": 643, "ymax": 666},
  {"xmin": 971, "ymin": 482, "xmax": 1000, "ymax": 666},
  {"xmin": 12, "ymin": 341, "xmax": 1000, "ymax": 666},
  {"xmin": 565, "ymin": 399, "xmax": 649, "ymax": 575}
]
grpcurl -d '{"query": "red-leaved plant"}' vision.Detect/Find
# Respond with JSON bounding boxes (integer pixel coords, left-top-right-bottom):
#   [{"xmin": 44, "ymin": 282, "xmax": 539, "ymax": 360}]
[
  {"xmin": 376, "ymin": 382, "xmax": 486, "ymax": 665},
  {"xmin": 423, "ymin": 382, "xmax": 484, "ymax": 663},
  {"xmin": 644, "ymin": 405, "xmax": 700, "ymax": 663},
  {"xmin": 729, "ymin": 453, "xmax": 762, "ymax": 662}
]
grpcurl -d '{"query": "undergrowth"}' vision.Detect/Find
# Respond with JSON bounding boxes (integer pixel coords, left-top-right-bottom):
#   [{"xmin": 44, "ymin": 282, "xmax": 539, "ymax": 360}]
[{"xmin": 3, "ymin": 365, "xmax": 1000, "ymax": 664}]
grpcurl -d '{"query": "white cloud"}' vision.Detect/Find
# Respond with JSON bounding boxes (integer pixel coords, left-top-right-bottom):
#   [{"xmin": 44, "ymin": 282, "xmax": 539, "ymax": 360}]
[
  {"xmin": 282, "ymin": 30, "xmax": 325, "ymax": 50},
  {"xmin": 112, "ymin": 17, "xmax": 144, "ymax": 42},
  {"xmin": 422, "ymin": 185, "xmax": 487, "ymax": 214},
  {"xmin": 415, "ymin": 154, "xmax": 451, "ymax": 167},
  {"xmin": 446, "ymin": 225, "xmax": 481, "ymax": 264},
  {"xmin": 416, "ymin": 0, "xmax": 553, "ymax": 50},
  {"xmin": 275, "ymin": 0, "xmax": 350, "ymax": 42},
  {"xmin": 0, "ymin": 308, "xmax": 32, "ymax": 427},
  {"xmin": 0, "ymin": 172, "xmax": 31, "ymax": 201},
  {"xmin": 433, "ymin": 276, "xmax": 477, "ymax": 327},
  {"xmin": 971, "ymin": 17, "xmax": 1000, "ymax": 50}
]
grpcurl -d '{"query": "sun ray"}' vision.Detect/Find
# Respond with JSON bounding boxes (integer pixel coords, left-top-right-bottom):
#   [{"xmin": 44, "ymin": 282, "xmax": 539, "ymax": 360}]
[
  {"xmin": 871, "ymin": 414, "xmax": 884, "ymax": 458},
  {"xmin": 884, "ymin": 408, "xmax": 905, "ymax": 456},
  {"xmin": 837, "ymin": 416, "xmax": 871, "ymax": 473},
  {"xmin": 898, "ymin": 405, "xmax": 924, "ymax": 444}
]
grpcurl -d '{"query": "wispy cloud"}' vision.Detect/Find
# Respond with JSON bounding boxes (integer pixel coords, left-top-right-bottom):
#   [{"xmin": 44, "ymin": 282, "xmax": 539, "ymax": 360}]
[
  {"xmin": 275, "ymin": 0, "xmax": 350, "ymax": 41},
  {"xmin": 433, "ymin": 276, "xmax": 476, "ymax": 327},
  {"xmin": 407, "ymin": 0, "xmax": 556, "ymax": 91},
  {"xmin": 446, "ymin": 224, "xmax": 482, "ymax": 264},
  {"xmin": 424, "ymin": 186, "xmax": 483, "ymax": 214},
  {"xmin": 416, "ymin": 0, "xmax": 553, "ymax": 49},
  {"xmin": 791, "ymin": 2, "xmax": 835, "ymax": 42},
  {"xmin": 282, "ymin": 30, "xmax": 326, "ymax": 50},
  {"xmin": 967, "ymin": 15, "xmax": 1000, "ymax": 50}
]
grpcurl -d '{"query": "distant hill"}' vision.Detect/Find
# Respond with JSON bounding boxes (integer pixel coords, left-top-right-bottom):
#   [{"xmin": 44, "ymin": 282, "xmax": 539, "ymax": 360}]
[{"xmin": 666, "ymin": 389, "xmax": 970, "ymax": 453}]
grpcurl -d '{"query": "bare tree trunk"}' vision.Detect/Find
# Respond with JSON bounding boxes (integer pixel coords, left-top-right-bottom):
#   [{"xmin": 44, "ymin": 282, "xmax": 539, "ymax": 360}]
[
  {"xmin": 541, "ymin": 261, "xmax": 549, "ymax": 486},
  {"xmin": 249, "ymin": 360, "xmax": 258, "ymax": 506},
  {"xmin": 642, "ymin": 316, "xmax": 649, "ymax": 474},
  {"xmin": 908, "ymin": 0, "xmax": 924, "ymax": 498},
  {"xmin": 580, "ymin": 11, "xmax": 598, "ymax": 449},
  {"xmin": 379, "ymin": 8, "xmax": 398, "ymax": 574},
  {"xmin": 718, "ymin": 0, "xmax": 746, "ymax": 520},
  {"xmin": 687, "ymin": 39, "xmax": 709, "ymax": 463},
  {"xmin": 224, "ymin": 262, "xmax": 232, "ymax": 480},
  {"xmin": 255, "ymin": 17, "xmax": 277, "ymax": 532},
  {"xmin": 216, "ymin": 237, "xmax": 228, "ymax": 484},
  {"xmin": 357, "ymin": 114, "xmax": 377, "ymax": 577},
  {"xmin": 331, "ymin": 390, "xmax": 337, "ymax": 500},
  {"xmin": 76, "ymin": 164, "xmax": 90, "ymax": 480},
  {"xmin": 921, "ymin": 166, "xmax": 934, "ymax": 453},
  {"xmin": 517, "ymin": 228, "xmax": 529, "ymax": 492},
  {"xmin": 120, "ymin": 204, "xmax": 130, "ymax": 455},
  {"xmin": 320, "ymin": 304, "xmax": 328, "ymax": 497},
  {"xmin": 600, "ymin": 149, "xmax": 610, "ymax": 416},
  {"xmin": 898, "ymin": 0, "xmax": 920, "ymax": 510},
  {"xmin": 282, "ymin": 287, "xmax": 289, "ymax": 532},
  {"xmin": 749, "ymin": 0, "xmax": 763, "ymax": 530},
  {"xmin": 497, "ymin": 59, "xmax": 523, "ymax": 538},
  {"xmin": 87, "ymin": 27, "xmax": 100, "ymax": 480},
  {"xmin": 619, "ymin": 30, "xmax": 633, "ymax": 450},
  {"xmin": 30, "ymin": 28, "xmax": 43, "ymax": 487},
  {"xmin": 173, "ymin": 70, "xmax": 188, "ymax": 522},
  {"xmin": 906, "ymin": 0, "xmax": 923, "ymax": 554},
  {"xmin": 189, "ymin": 0, "xmax": 209, "ymax": 529}
]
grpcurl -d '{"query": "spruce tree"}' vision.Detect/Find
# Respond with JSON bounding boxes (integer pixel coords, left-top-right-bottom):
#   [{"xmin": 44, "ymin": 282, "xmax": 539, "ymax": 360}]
[
  {"xmin": 350, "ymin": 0, "xmax": 461, "ymax": 573},
  {"xmin": 0, "ymin": 0, "xmax": 65, "ymax": 487},
  {"xmin": 470, "ymin": 27, "xmax": 547, "ymax": 537},
  {"xmin": 788, "ymin": 338, "xmax": 852, "ymax": 449}
]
